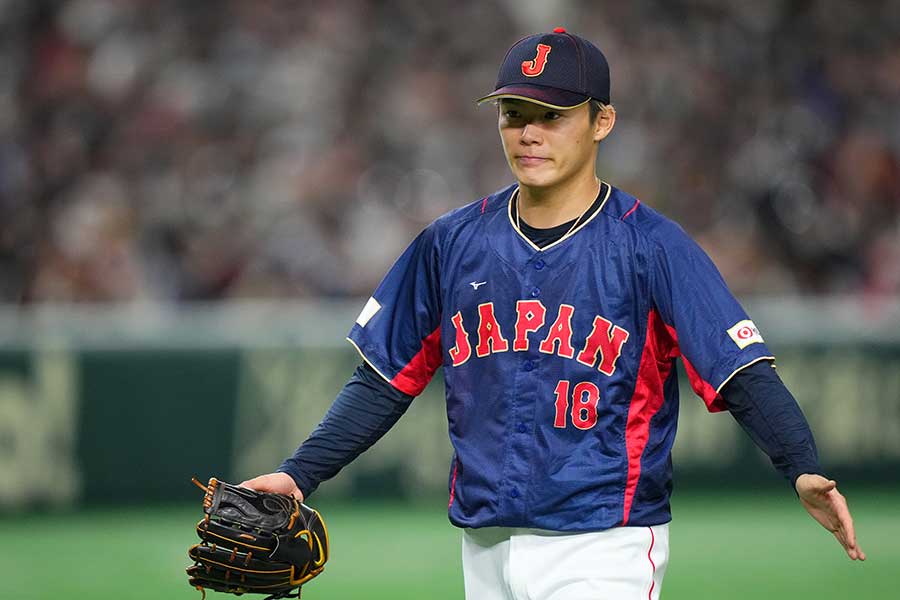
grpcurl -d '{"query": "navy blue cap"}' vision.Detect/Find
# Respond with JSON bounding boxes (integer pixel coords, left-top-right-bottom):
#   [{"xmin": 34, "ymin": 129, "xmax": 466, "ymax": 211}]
[{"xmin": 477, "ymin": 27, "xmax": 610, "ymax": 109}]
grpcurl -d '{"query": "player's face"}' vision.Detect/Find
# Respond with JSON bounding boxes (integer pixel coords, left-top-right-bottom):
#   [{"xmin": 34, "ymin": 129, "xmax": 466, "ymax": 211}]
[{"xmin": 497, "ymin": 99, "xmax": 612, "ymax": 191}]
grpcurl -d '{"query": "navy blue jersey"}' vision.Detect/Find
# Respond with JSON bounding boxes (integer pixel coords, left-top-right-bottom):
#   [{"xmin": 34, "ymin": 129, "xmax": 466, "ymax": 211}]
[{"xmin": 347, "ymin": 182, "xmax": 774, "ymax": 532}]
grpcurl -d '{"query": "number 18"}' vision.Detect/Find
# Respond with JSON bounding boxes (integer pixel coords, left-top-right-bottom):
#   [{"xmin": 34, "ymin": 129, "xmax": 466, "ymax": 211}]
[{"xmin": 553, "ymin": 380, "xmax": 600, "ymax": 430}]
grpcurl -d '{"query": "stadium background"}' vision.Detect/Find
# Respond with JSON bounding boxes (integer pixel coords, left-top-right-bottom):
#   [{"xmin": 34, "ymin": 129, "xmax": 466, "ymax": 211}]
[{"xmin": 1, "ymin": 0, "xmax": 898, "ymax": 598}]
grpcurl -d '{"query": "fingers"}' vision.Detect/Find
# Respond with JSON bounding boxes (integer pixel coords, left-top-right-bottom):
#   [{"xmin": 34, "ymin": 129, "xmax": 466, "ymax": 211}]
[
  {"xmin": 827, "ymin": 487, "xmax": 866, "ymax": 561},
  {"xmin": 836, "ymin": 531, "xmax": 866, "ymax": 561},
  {"xmin": 239, "ymin": 474, "xmax": 279, "ymax": 493},
  {"xmin": 837, "ymin": 520, "xmax": 865, "ymax": 561},
  {"xmin": 239, "ymin": 473, "xmax": 304, "ymax": 500},
  {"xmin": 800, "ymin": 477, "xmax": 868, "ymax": 562},
  {"xmin": 830, "ymin": 522, "xmax": 865, "ymax": 561}
]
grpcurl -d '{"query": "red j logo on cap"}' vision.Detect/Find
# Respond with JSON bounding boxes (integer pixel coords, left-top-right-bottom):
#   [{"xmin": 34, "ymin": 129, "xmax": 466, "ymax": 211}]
[{"xmin": 521, "ymin": 44, "xmax": 551, "ymax": 77}]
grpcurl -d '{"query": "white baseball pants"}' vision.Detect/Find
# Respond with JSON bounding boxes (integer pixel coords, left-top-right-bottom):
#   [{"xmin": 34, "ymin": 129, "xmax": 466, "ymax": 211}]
[{"xmin": 462, "ymin": 524, "xmax": 669, "ymax": 600}]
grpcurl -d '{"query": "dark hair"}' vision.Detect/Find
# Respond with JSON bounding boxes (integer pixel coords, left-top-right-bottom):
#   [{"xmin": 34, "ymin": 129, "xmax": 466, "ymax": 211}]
[{"xmin": 588, "ymin": 99, "xmax": 604, "ymax": 122}]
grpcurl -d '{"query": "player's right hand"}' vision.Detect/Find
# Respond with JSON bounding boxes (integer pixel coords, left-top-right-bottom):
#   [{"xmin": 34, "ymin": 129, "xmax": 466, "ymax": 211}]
[{"xmin": 239, "ymin": 472, "xmax": 304, "ymax": 501}]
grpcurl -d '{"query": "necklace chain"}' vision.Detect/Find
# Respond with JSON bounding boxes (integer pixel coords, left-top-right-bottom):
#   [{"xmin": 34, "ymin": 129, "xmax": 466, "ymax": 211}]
[{"xmin": 515, "ymin": 180, "xmax": 602, "ymax": 241}]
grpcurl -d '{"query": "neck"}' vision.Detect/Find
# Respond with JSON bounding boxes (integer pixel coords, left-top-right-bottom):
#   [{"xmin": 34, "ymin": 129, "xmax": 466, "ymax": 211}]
[{"xmin": 517, "ymin": 172, "xmax": 601, "ymax": 229}]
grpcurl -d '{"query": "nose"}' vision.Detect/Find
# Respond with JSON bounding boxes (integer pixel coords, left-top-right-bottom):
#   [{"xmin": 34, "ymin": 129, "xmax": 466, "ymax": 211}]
[{"xmin": 520, "ymin": 123, "xmax": 541, "ymax": 144}]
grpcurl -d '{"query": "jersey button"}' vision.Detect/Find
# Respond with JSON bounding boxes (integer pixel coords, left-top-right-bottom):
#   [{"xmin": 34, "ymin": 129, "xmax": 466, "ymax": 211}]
[
  {"xmin": 523, "ymin": 360, "xmax": 534, "ymax": 371},
  {"xmin": 510, "ymin": 488, "xmax": 520, "ymax": 499},
  {"xmin": 530, "ymin": 287, "xmax": 541, "ymax": 298},
  {"xmin": 517, "ymin": 423, "xmax": 527, "ymax": 433},
  {"xmin": 534, "ymin": 259, "xmax": 545, "ymax": 270}
]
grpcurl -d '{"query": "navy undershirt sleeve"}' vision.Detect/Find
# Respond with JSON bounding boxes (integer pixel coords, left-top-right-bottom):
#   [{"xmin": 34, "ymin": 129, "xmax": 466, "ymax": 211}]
[
  {"xmin": 720, "ymin": 360, "xmax": 825, "ymax": 488},
  {"xmin": 278, "ymin": 362, "xmax": 414, "ymax": 498}
]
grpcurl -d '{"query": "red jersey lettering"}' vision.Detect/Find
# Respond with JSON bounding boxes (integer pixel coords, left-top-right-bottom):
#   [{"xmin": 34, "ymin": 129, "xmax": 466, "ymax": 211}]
[
  {"xmin": 576, "ymin": 315, "xmax": 630, "ymax": 375},
  {"xmin": 513, "ymin": 300, "xmax": 547, "ymax": 351},
  {"xmin": 539, "ymin": 304, "xmax": 576, "ymax": 358},
  {"xmin": 449, "ymin": 311, "xmax": 472, "ymax": 366},
  {"xmin": 476, "ymin": 302, "xmax": 510, "ymax": 357}
]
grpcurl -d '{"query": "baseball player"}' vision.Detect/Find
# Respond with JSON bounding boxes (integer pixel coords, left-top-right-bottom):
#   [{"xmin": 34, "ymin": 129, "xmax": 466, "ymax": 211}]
[{"xmin": 243, "ymin": 29, "xmax": 865, "ymax": 599}]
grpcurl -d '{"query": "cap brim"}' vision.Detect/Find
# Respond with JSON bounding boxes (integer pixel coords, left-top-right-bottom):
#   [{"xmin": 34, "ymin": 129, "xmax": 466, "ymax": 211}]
[{"xmin": 476, "ymin": 84, "xmax": 590, "ymax": 110}]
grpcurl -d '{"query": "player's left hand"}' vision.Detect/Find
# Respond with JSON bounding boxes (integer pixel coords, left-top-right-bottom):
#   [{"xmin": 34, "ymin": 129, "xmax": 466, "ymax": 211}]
[{"xmin": 795, "ymin": 473, "xmax": 866, "ymax": 561}]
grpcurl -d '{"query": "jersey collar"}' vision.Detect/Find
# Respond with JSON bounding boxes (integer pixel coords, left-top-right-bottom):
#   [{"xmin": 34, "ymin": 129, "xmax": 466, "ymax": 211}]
[{"xmin": 507, "ymin": 181, "xmax": 612, "ymax": 252}]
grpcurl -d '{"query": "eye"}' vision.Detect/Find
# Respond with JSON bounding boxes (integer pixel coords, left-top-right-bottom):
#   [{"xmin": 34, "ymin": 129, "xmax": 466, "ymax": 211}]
[
  {"xmin": 504, "ymin": 110, "xmax": 521, "ymax": 119},
  {"xmin": 544, "ymin": 111, "xmax": 561, "ymax": 120}
]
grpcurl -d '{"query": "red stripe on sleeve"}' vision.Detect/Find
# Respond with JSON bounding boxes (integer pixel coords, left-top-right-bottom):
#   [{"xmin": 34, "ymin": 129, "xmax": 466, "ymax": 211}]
[
  {"xmin": 622, "ymin": 309, "xmax": 677, "ymax": 525},
  {"xmin": 390, "ymin": 326, "xmax": 442, "ymax": 396},
  {"xmin": 662, "ymin": 322, "xmax": 726, "ymax": 412},
  {"xmin": 448, "ymin": 459, "xmax": 459, "ymax": 508},
  {"xmin": 480, "ymin": 197, "xmax": 488, "ymax": 214},
  {"xmin": 682, "ymin": 356, "xmax": 727, "ymax": 412}
]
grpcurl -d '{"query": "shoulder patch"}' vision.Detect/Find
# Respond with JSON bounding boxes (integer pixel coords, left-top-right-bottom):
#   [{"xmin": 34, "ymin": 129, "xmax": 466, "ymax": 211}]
[
  {"xmin": 356, "ymin": 297, "xmax": 382, "ymax": 327},
  {"xmin": 727, "ymin": 320, "xmax": 764, "ymax": 349}
]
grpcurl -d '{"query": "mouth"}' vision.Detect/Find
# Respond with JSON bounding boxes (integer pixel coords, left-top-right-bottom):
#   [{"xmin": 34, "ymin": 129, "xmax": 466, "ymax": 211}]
[{"xmin": 515, "ymin": 155, "xmax": 550, "ymax": 166}]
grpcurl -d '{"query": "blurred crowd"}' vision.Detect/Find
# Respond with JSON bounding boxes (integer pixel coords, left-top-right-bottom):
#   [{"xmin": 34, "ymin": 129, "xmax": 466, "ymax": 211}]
[{"xmin": 1, "ymin": 0, "xmax": 898, "ymax": 303}]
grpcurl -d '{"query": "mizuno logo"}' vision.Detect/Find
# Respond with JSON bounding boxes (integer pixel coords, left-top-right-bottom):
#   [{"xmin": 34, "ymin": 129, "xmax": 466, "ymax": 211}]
[{"xmin": 470, "ymin": 281, "xmax": 487, "ymax": 290}]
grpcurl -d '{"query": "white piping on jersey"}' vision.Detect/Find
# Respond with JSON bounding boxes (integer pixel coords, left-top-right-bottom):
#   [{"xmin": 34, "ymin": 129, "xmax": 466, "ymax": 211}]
[
  {"xmin": 507, "ymin": 181, "xmax": 612, "ymax": 252},
  {"xmin": 714, "ymin": 355, "xmax": 776, "ymax": 394},
  {"xmin": 346, "ymin": 336, "xmax": 394, "ymax": 386}
]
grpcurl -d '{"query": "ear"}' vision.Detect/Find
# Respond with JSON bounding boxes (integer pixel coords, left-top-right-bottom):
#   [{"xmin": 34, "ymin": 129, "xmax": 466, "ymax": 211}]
[{"xmin": 593, "ymin": 105, "xmax": 616, "ymax": 142}]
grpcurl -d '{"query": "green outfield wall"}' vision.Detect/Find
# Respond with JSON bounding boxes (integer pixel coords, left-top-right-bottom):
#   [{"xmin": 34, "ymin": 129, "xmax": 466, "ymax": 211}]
[{"xmin": 0, "ymin": 299, "xmax": 897, "ymax": 510}]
